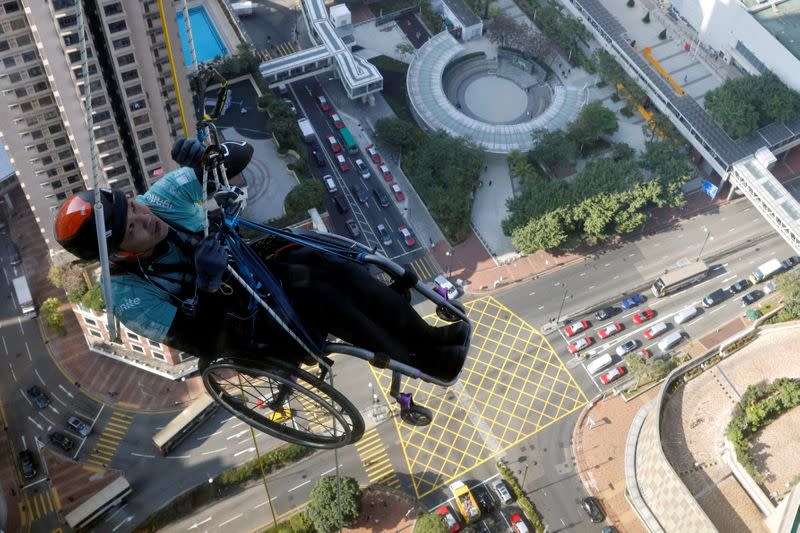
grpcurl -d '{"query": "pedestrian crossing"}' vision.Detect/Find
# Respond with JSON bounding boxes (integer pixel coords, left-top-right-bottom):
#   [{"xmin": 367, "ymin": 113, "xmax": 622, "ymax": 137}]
[
  {"xmin": 84, "ymin": 411, "xmax": 133, "ymax": 470},
  {"xmin": 258, "ymin": 41, "xmax": 299, "ymax": 61},
  {"xmin": 406, "ymin": 254, "xmax": 440, "ymax": 282},
  {"xmin": 354, "ymin": 428, "xmax": 401, "ymax": 490},
  {"xmin": 19, "ymin": 487, "xmax": 61, "ymax": 526}
]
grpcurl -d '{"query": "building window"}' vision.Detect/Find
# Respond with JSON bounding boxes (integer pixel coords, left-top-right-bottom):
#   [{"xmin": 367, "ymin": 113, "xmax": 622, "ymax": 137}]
[
  {"xmin": 16, "ymin": 35, "xmax": 30, "ymax": 46},
  {"xmin": 39, "ymin": 155, "xmax": 53, "ymax": 165},
  {"xmin": 21, "ymin": 50, "xmax": 36, "ymax": 62},
  {"xmin": 108, "ymin": 20, "xmax": 126, "ymax": 34},
  {"xmin": 73, "ymin": 64, "xmax": 98, "ymax": 78},
  {"xmin": 57, "ymin": 15, "xmax": 78, "ymax": 29},
  {"xmin": 151, "ymin": 350, "xmax": 166, "ymax": 361},
  {"xmin": 35, "ymin": 143, "xmax": 47, "ymax": 153},
  {"xmin": 89, "ymin": 328, "xmax": 103, "ymax": 338},
  {"xmin": 67, "ymin": 50, "xmax": 92, "ymax": 63},
  {"xmin": 43, "ymin": 109, "xmax": 58, "ymax": 120},
  {"xmin": 117, "ymin": 53, "xmax": 134, "ymax": 66},
  {"xmin": 101, "ymin": 153, "xmax": 122, "ymax": 165},
  {"xmin": 94, "ymin": 124, "xmax": 114, "ymax": 137},
  {"xmin": 120, "ymin": 69, "xmax": 138, "ymax": 82},
  {"xmin": 112, "ymin": 36, "xmax": 130, "ymax": 49},
  {"xmin": 129, "ymin": 99, "xmax": 145, "ymax": 111},
  {"xmin": 144, "ymin": 155, "xmax": 159, "ymax": 165},
  {"xmin": 58, "ymin": 149, "xmax": 71, "ymax": 160},
  {"xmin": 53, "ymin": 137, "xmax": 67, "ymax": 147},
  {"xmin": 103, "ymin": 3, "xmax": 122, "ymax": 16},
  {"xmin": 148, "ymin": 340, "xmax": 162, "ymax": 348},
  {"xmin": 9, "ymin": 18, "xmax": 25, "ymax": 30},
  {"xmin": 67, "ymin": 174, "xmax": 80, "ymax": 184},
  {"xmin": 14, "ymin": 87, "xmax": 27, "ymax": 97},
  {"xmin": 20, "ymin": 101, "xmax": 32, "ymax": 112},
  {"xmin": 84, "ymin": 316, "xmax": 97, "ymax": 326},
  {"xmin": 9, "ymin": 72, "xmax": 21, "ymax": 82},
  {"xmin": 98, "ymin": 139, "xmax": 119, "ymax": 151},
  {"xmin": 136, "ymin": 128, "xmax": 153, "ymax": 140},
  {"xmin": 32, "ymin": 81, "xmax": 48, "ymax": 93},
  {"xmin": 63, "ymin": 32, "xmax": 78, "ymax": 46},
  {"xmin": 178, "ymin": 352, "xmax": 191, "ymax": 362},
  {"xmin": 38, "ymin": 96, "xmax": 53, "ymax": 107},
  {"xmin": 125, "ymin": 84, "xmax": 142, "ymax": 97},
  {"xmin": 4, "ymin": 2, "xmax": 20, "ymax": 14},
  {"xmin": 56, "ymin": 191, "xmax": 66, "ymax": 201},
  {"xmin": 27, "ymin": 66, "xmax": 42, "ymax": 77},
  {"xmin": 2, "ymin": 56, "xmax": 14, "ymax": 68},
  {"xmin": 30, "ymin": 130, "xmax": 43, "ymax": 140},
  {"xmin": 90, "ymin": 95, "xmax": 106, "ymax": 107},
  {"xmin": 133, "ymin": 115, "xmax": 149, "ymax": 127},
  {"xmin": 62, "ymin": 162, "xmax": 75, "ymax": 171},
  {"xmin": 53, "ymin": 0, "xmax": 76, "ymax": 9},
  {"xmin": 107, "ymin": 166, "xmax": 126, "ymax": 177},
  {"xmin": 50, "ymin": 180, "xmax": 62, "ymax": 189},
  {"xmin": 140, "ymin": 141, "xmax": 156, "ymax": 152},
  {"xmin": 127, "ymin": 331, "xmax": 139, "ymax": 341},
  {"xmin": 0, "ymin": 41, "xmax": 8, "ymax": 52},
  {"xmin": 93, "ymin": 110, "xmax": 111, "ymax": 123},
  {"xmin": 46, "ymin": 168, "xmax": 58, "ymax": 177},
  {"xmin": 130, "ymin": 343, "xmax": 144, "ymax": 353}
]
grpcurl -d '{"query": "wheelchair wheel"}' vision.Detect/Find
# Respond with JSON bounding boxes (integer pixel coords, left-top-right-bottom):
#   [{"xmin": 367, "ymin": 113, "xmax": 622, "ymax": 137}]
[
  {"xmin": 436, "ymin": 300, "xmax": 466, "ymax": 322},
  {"xmin": 400, "ymin": 404, "xmax": 433, "ymax": 426},
  {"xmin": 202, "ymin": 356, "xmax": 365, "ymax": 449}
]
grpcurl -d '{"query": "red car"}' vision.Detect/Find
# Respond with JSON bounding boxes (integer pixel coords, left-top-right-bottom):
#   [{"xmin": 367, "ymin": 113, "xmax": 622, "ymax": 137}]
[
  {"xmin": 398, "ymin": 225, "xmax": 415, "ymax": 246},
  {"xmin": 327, "ymin": 135, "xmax": 341, "ymax": 153},
  {"xmin": 510, "ymin": 513, "xmax": 529, "ymax": 533},
  {"xmin": 366, "ymin": 144, "xmax": 381, "ymax": 163},
  {"xmin": 317, "ymin": 94, "xmax": 330, "ymax": 111},
  {"xmin": 436, "ymin": 505, "xmax": 460, "ymax": 532},
  {"xmin": 597, "ymin": 322, "xmax": 623, "ymax": 339},
  {"xmin": 643, "ymin": 322, "xmax": 667, "ymax": 339},
  {"xmin": 389, "ymin": 181, "xmax": 405, "ymax": 201},
  {"xmin": 600, "ymin": 365, "xmax": 627, "ymax": 384},
  {"xmin": 568, "ymin": 336, "xmax": 593, "ymax": 354},
  {"xmin": 632, "ymin": 309, "xmax": 655, "ymax": 324},
  {"xmin": 639, "ymin": 348, "xmax": 652, "ymax": 360},
  {"xmin": 564, "ymin": 319, "xmax": 589, "ymax": 337},
  {"xmin": 329, "ymin": 112, "xmax": 344, "ymax": 129},
  {"xmin": 335, "ymin": 154, "xmax": 350, "ymax": 171},
  {"xmin": 379, "ymin": 163, "xmax": 393, "ymax": 181}
]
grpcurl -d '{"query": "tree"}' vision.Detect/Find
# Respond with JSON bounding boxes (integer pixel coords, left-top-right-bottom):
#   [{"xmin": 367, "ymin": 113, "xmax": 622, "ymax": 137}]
[
  {"xmin": 414, "ymin": 512, "xmax": 449, "ymax": 533},
  {"xmin": 529, "ymin": 129, "xmax": 577, "ymax": 169},
  {"xmin": 568, "ymin": 101, "xmax": 618, "ymax": 149},
  {"xmin": 284, "ymin": 179, "xmax": 325, "ymax": 218},
  {"xmin": 375, "ymin": 117, "xmax": 415, "ymax": 150},
  {"xmin": 627, "ymin": 0, "xmax": 634, "ymax": 6},
  {"xmin": 640, "ymin": 140, "xmax": 692, "ymax": 206},
  {"xmin": 306, "ymin": 476, "xmax": 361, "ymax": 533},
  {"xmin": 395, "ymin": 42, "xmax": 415, "ymax": 58},
  {"xmin": 80, "ymin": 285, "xmax": 105, "ymax": 313},
  {"xmin": 658, "ymin": 28, "xmax": 667, "ymax": 40},
  {"xmin": 511, "ymin": 209, "xmax": 570, "ymax": 252},
  {"xmin": 485, "ymin": 14, "xmax": 525, "ymax": 49},
  {"xmin": 642, "ymin": 12, "xmax": 650, "ymax": 23},
  {"xmin": 594, "ymin": 49, "xmax": 626, "ymax": 86},
  {"xmin": 41, "ymin": 297, "xmax": 65, "ymax": 332},
  {"xmin": 776, "ymin": 271, "xmax": 800, "ymax": 319},
  {"xmin": 48, "ymin": 264, "xmax": 64, "ymax": 288},
  {"xmin": 624, "ymin": 353, "xmax": 647, "ymax": 387}
]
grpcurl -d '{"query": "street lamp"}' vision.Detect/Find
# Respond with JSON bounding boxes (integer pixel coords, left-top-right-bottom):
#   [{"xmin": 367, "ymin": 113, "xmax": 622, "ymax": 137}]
[
  {"xmin": 555, "ymin": 286, "xmax": 569, "ymax": 324},
  {"xmin": 697, "ymin": 227, "xmax": 713, "ymax": 261},
  {"xmin": 445, "ymin": 248, "xmax": 454, "ymax": 278}
]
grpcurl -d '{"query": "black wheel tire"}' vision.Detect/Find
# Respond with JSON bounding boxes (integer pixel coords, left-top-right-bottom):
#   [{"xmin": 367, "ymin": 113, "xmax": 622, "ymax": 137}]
[
  {"xmin": 400, "ymin": 404, "xmax": 433, "ymax": 426},
  {"xmin": 202, "ymin": 356, "xmax": 365, "ymax": 449}
]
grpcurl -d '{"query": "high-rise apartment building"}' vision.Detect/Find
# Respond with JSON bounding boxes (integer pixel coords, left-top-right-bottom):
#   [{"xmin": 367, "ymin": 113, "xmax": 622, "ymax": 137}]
[{"xmin": 0, "ymin": 0, "xmax": 193, "ymax": 258}]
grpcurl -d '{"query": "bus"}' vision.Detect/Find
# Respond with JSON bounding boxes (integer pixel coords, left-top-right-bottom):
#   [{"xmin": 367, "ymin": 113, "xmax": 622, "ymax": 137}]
[
  {"xmin": 65, "ymin": 476, "xmax": 131, "ymax": 531},
  {"xmin": 339, "ymin": 127, "xmax": 359, "ymax": 154},
  {"xmin": 651, "ymin": 260, "xmax": 709, "ymax": 297},
  {"xmin": 152, "ymin": 393, "xmax": 218, "ymax": 455}
]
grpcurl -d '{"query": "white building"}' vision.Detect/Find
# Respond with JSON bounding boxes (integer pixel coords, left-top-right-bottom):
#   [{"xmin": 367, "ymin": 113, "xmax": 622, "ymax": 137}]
[{"xmin": 432, "ymin": 0, "xmax": 483, "ymax": 41}]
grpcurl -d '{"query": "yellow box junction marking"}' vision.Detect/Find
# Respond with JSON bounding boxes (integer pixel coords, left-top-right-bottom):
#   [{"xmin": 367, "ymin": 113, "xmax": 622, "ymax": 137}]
[
  {"xmin": 354, "ymin": 428, "xmax": 401, "ymax": 490},
  {"xmin": 373, "ymin": 296, "xmax": 588, "ymax": 498},
  {"xmin": 87, "ymin": 411, "xmax": 133, "ymax": 468}
]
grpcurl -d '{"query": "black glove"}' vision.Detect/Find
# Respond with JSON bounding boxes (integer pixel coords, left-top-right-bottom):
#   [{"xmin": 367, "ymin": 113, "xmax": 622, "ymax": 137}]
[
  {"xmin": 171, "ymin": 137, "xmax": 205, "ymax": 180},
  {"xmin": 195, "ymin": 235, "xmax": 227, "ymax": 291}
]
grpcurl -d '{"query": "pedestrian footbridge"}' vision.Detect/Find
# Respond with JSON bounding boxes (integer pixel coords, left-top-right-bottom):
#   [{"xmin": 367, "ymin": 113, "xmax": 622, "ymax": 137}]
[{"xmin": 258, "ymin": 0, "xmax": 382, "ymax": 99}]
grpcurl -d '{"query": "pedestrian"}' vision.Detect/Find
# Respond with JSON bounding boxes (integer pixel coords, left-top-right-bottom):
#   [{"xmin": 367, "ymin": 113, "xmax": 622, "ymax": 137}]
[
  {"xmin": 484, "ymin": 165, "xmax": 488, "ymax": 172},
  {"xmin": 684, "ymin": 74, "xmax": 688, "ymax": 83},
  {"xmin": 489, "ymin": 180, "xmax": 493, "ymax": 186},
  {"xmin": 479, "ymin": 180, "xmax": 484, "ymax": 187}
]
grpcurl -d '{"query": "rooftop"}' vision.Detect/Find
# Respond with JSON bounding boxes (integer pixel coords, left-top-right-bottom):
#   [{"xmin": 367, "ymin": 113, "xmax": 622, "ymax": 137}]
[
  {"xmin": 441, "ymin": 0, "xmax": 481, "ymax": 27},
  {"xmin": 753, "ymin": 0, "xmax": 800, "ymax": 62}
]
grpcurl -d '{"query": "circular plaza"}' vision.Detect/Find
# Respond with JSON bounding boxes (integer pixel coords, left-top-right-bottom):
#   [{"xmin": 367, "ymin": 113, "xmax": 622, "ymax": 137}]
[{"xmin": 407, "ymin": 33, "xmax": 586, "ymax": 153}]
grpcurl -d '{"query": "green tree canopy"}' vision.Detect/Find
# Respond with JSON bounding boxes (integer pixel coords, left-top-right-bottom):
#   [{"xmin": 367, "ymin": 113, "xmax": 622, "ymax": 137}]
[
  {"xmin": 568, "ymin": 101, "xmax": 619, "ymax": 148},
  {"xmin": 375, "ymin": 117, "xmax": 416, "ymax": 150},
  {"xmin": 306, "ymin": 476, "xmax": 362, "ymax": 533},
  {"xmin": 413, "ymin": 512, "xmax": 449, "ymax": 533},
  {"xmin": 511, "ymin": 208, "xmax": 571, "ymax": 252},
  {"xmin": 529, "ymin": 129, "xmax": 577, "ymax": 169},
  {"xmin": 80, "ymin": 285, "xmax": 105, "ymax": 313},
  {"xmin": 284, "ymin": 178, "xmax": 324, "ymax": 218},
  {"xmin": 41, "ymin": 297, "xmax": 64, "ymax": 331},
  {"xmin": 640, "ymin": 140, "xmax": 692, "ymax": 206}
]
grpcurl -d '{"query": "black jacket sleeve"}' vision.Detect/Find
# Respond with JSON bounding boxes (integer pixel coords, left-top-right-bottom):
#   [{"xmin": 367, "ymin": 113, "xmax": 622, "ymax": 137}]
[{"xmin": 164, "ymin": 288, "xmax": 229, "ymax": 359}]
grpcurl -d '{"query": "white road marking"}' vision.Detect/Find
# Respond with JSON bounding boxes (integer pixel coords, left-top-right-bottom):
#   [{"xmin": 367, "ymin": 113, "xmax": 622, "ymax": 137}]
[
  {"xmin": 51, "ymin": 392, "xmax": 68, "ymax": 407},
  {"xmin": 40, "ymin": 413, "xmax": 55, "ymax": 427},
  {"xmin": 231, "ymin": 421, "xmax": 245, "ymax": 428},
  {"xmin": 529, "ymin": 291, "xmax": 536, "ymax": 296},
  {"xmin": 25, "ymin": 342, "xmax": 32, "ymax": 361},
  {"xmin": 708, "ymin": 304, "xmax": 728, "ymax": 315},
  {"xmin": 227, "ymin": 430, "xmax": 249, "ymax": 440},
  {"xmin": 288, "ymin": 479, "xmax": 313, "ymax": 492},
  {"xmin": 720, "ymin": 275, "xmax": 737, "ymax": 283},
  {"xmin": 9, "ymin": 363, "xmax": 16, "ymax": 383},
  {"xmin": 111, "ymin": 516, "xmax": 133, "ymax": 531},
  {"xmin": 202, "ymin": 448, "xmax": 226, "ymax": 455},
  {"xmin": 218, "ymin": 514, "xmax": 243, "ymax": 527},
  {"xmin": 603, "ymin": 263, "xmax": 611, "ymax": 267},
  {"xmin": 580, "ymin": 272, "xmax": 586, "ymax": 276},
  {"xmin": 106, "ymin": 504, "xmax": 128, "ymax": 521},
  {"xmin": 1, "ymin": 336, "xmax": 6, "ymax": 355},
  {"xmin": 48, "ymin": 404, "xmax": 60, "ymax": 415},
  {"xmin": 187, "ymin": 517, "xmax": 212, "ymax": 530},
  {"xmin": 27, "ymin": 417, "xmax": 43, "ymax": 431},
  {"xmin": 321, "ymin": 464, "xmax": 344, "ymax": 476},
  {"xmin": 254, "ymin": 497, "xmax": 278, "ymax": 509},
  {"xmin": 628, "ymin": 253, "xmax": 636, "ymax": 257},
  {"xmin": 233, "ymin": 447, "xmax": 255, "ymax": 457},
  {"xmin": 165, "ymin": 455, "xmax": 191, "ymax": 459},
  {"xmin": 538, "ymin": 305, "xmax": 545, "ymax": 310},
  {"xmin": 196, "ymin": 431, "xmax": 222, "ymax": 440},
  {"xmin": 131, "ymin": 452, "xmax": 156, "ymax": 458},
  {"xmin": 35, "ymin": 368, "xmax": 45, "ymax": 385},
  {"xmin": 58, "ymin": 385, "xmax": 74, "ymax": 398}
]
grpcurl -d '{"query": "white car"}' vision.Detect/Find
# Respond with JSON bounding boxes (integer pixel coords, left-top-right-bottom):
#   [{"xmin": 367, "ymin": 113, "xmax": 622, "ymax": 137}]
[
  {"xmin": 354, "ymin": 158, "xmax": 371, "ymax": 179},
  {"xmin": 323, "ymin": 175, "xmax": 337, "ymax": 193},
  {"xmin": 434, "ymin": 274, "xmax": 458, "ymax": 300}
]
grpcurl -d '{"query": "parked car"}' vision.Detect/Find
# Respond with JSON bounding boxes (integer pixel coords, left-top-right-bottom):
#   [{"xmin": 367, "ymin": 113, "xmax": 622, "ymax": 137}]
[
  {"xmin": 435, "ymin": 505, "xmax": 460, "ymax": 533},
  {"xmin": 639, "ymin": 348, "xmax": 652, "ymax": 360},
  {"xmin": 782, "ymin": 255, "xmax": 800, "ymax": 270},
  {"xmin": 594, "ymin": 306, "xmax": 617, "ymax": 320},
  {"xmin": 510, "ymin": 513, "xmax": 529, "ymax": 533},
  {"xmin": 598, "ymin": 322, "xmax": 623, "ymax": 339},
  {"xmin": 764, "ymin": 280, "xmax": 777, "ymax": 295},
  {"xmin": 316, "ymin": 94, "xmax": 330, "ymax": 111},
  {"xmin": 643, "ymin": 321, "xmax": 668, "ymax": 340},
  {"xmin": 282, "ymin": 99, "xmax": 296, "ymax": 114},
  {"xmin": 49, "ymin": 431, "xmax": 75, "ymax": 452},
  {"xmin": 615, "ymin": 339, "xmax": 639, "ymax": 356},
  {"xmin": 373, "ymin": 188, "xmax": 390, "ymax": 208},
  {"xmin": 19, "ymin": 450, "xmax": 36, "ymax": 479},
  {"xmin": 398, "ymin": 225, "xmax": 415, "ymax": 246},
  {"xmin": 702, "ymin": 288, "xmax": 728, "ymax": 308},
  {"xmin": 564, "ymin": 319, "xmax": 589, "ymax": 337},
  {"xmin": 332, "ymin": 191, "xmax": 349, "ymax": 214},
  {"xmin": 389, "ymin": 181, "xmax": 405, "ymax": 201},
  {"xmin": 434, "ymin": 274, "xmax": 458, "ymax": 300},
  {"xmin": 354, "ymin": 158, "xmax": 371, "ymax": 179},
  {"xmin": 568, "ymin": 336, "xmax": 593, "ymax": 354},
  {"xmin": 327, "ymin": 135, "xmax": 341, "ymax": 153},
  {"xmin": 728, "ymin": 279, "xmax": 751, "ymax": 294},
  {"xmin": 632, "ymin": 309, "xmax": 654, "ymax": 324},
  {"xmin": 335, "ymin": 153, "xmax": 350, "ymax": 172},
  {"xmin": 376, "ymin": 224, "xmax": 392, "ymax": 246},
  {"xmin": 741, "ymin": 290, "xmax": 764, "ymax": 306},
  {"xmin": 379, "ymin": 163, "xmax": 393, "ymax": 181},
  {"xmin": 27, "ymin": 385, "xmax": 50, "ymax": 409},
  {"xmin": 329, "ymin": 112, "xmax": 344, "ymax": 128},
  {"xmin": 581, "ymin": 497, "xmax": 605, "ymax": 523},
  {"xmin": 366, "ymin": 144, "xmax": 381, "ymax": 163},
  {"xmin": 352, "ymin": 182, "xmax": 369, "ymax": 203},
  {"xmin": 473, "ymin": 484, "xmax": 495, "ymax": 514},
  {"xmin": 323, "ymin": 174, "xmax": 337, "ymax": 193},
  {"xmin": 344, "ymin": 219, "xmax": 360, "ymax": 239},
  {"xmin": 620, "ymin": 294, "xmax": 646, "ymax": 309},
  {"xmin": 492, "ymin": 479, "xmax": 513, "ymax": 504},
  {"xmin": 312, "ymin": 150, "xmax": 326, "ymax": 168},
  {"xmin": 67, "ymin": 415, "xmax": 91, "ymax": 437}
]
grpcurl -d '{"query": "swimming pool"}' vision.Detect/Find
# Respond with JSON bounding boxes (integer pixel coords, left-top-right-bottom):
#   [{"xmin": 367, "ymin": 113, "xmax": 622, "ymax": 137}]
[{"xmin": 176, "ymin": 6, "xmax": 229, "ymax": 67}]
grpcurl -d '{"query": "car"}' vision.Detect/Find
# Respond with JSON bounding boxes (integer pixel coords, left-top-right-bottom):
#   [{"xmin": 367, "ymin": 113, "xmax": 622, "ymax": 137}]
[
  {"xmin": 329, "ymin": 112, "xmax": 344, "ymax": 128},
  {"xmin": 316, "ymin": 94, "xmax": 330, "ymax": 111},
  {"xmin": 639, "ymin": 348, "xmax": 652, "ymax": 360},
  {"xmin": 352, "ymin": 182, "xmax": 369, "ymax": 203},
  {"xmin": 702, "ymin": 288, "xmax": 728, "ymax": 308},
  {"xmin": 366, "ymin": 144, "xmax": 381, "ymax": 163},
  {"xmin": 580, "ymin": 497, "xmax": 605, "ymax": 523},
  {"xmin": 564, "ymin": 319, "xmax": 589, "ymax": 337},
  {"xmin": 594, "ymin": 306, "xmax": 617, "ymax": 320},
  {"xmin": 643, "ymin": 321, "xmax": 668, "ymax": 339},
  {"xmin": 389, "ymin": 181, "xmax": 405, "ymax": 201},
  {"xmin": 344, "ymin": 219, "xmax": 360, "ymax": 238},
  {"xmin": 435, "ymin": 505, "xmax": 460, "ymax": 532},
  {"xmin": 741, "ymin": 289, "xmax": 764, "ymax": 306},
  {"xmin": 492, "ymin": 479, "xmax": 513, "ymax": 504},
  {"xmin": 19, "ymin": 450, "xmax": 36, "ymax": 479},
  {"xmin": 373, "ymin": 188, "xmax": 390, "ymax": 208},
  {"xmin": 335, "ymin": 153, "xmax": 349, "ymax": 171},
  {"xmin": 728, "ymin": 279, "xmax": 751, "ymax": 294},
  {"xmin": 378, "ymin": 163, "xmax": 393, "ymax": 181},
  {"xmin": 782, "ymin": 255, "xmax": 800, "ymax": 269},
  {"xmin": 49, "ymin": 431, "xmax": 75, "ymax": 452},
  {"xmin": 615, "ymin": 339, "xmax": 639, "ymax": 356},
  {"xmin": 632, "ymin": 309, "xmax": 655, "ymax": 324},
  {"xmin": 510, "ymin": 513, "xmax": 529, "ymax": 533},
  {"xmin": 322, "ymin": 174, "xmax": 337, "ymax": 193},
  {"xmin": 620, "ymin": 294, "xmax": 646, "ymax": 309},
  {"xmin": 398, "ymin": 225, "xmax": 415, "ymax": 246},
  {"xmin": 764, "ymin": 280, "xmax": 777, "ymax": 295},
  {"xmin": 434, "ymin": 274, "xmax": 458, "ymax": 300},
  {"xmin": 377, "ymin": 223, "xmax": 392, "ymax": 246},
  {"xmin": 27, "ymin": 385, "xmax": 50, "ymax": 409},
  {"xmin": 67, "ymin": 415, "xmax": 91, "ymax": 437},
  {"xmin": 354, "ymin": 158, "xmax": 371, "ymax": 179},
  {"xmin": 332, "ymin": 191, "xmax": 349, "ymax": 214},
  {"xmin": 7, "ymin": 243, "xmax": 21, "ymax": 266},
  {"xmin": 282, "ymin": 99, "xmax": 296, "ymax": 114},
  {"xmin": 312, "ymin": 150, "xmax": 326, "ymax": 168},
  {"xmin": 327, "ymin": 135, "xmax": 341, "ymax": 153},
  {"xmin": 568, "ymin": 336, "xmax": 593, "ymax": 354},
  {"xmin": 473, "ymin": 485, "xmax": 495, "ymax": 514},
  {"xmin": 598, "ymin": 322, "xmax": 623, "ymax": 339}
]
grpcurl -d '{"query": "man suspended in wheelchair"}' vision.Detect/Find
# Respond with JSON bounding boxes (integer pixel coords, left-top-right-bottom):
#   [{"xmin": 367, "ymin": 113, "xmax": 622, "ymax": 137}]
[{"xmin": 53, "ymin": 138, "xmax": 470, "ymax": 385}]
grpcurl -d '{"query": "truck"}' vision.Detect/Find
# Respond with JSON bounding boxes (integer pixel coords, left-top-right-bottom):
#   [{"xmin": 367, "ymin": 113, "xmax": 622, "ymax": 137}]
[
  {"xmin": 449, "ymin": 480, "xmax": 480, "ymax": 523},
  {"xmin": 297, "ymin": 118, "xmax": 314, "ymax": 143},
  {"xmin": 749, "ymin": 258, "xmax": 783, "ymax": 284},
  {"xmin": 12, "ymin": 275, "xmax": 36, "ymax": 318}
]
